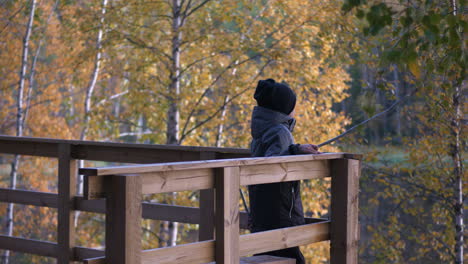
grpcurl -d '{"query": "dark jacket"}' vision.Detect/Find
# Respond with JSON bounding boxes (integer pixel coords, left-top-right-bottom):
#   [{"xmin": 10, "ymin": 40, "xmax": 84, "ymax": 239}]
[{"xmin": 248, "ymin": 106, "xmax": 305, "ymax": 232}]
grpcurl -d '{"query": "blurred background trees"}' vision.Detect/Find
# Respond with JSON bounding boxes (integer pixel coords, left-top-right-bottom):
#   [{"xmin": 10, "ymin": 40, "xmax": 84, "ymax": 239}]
[{"xmin": 0, "ymin": 0, "xmax": 465, "ymax": 263}]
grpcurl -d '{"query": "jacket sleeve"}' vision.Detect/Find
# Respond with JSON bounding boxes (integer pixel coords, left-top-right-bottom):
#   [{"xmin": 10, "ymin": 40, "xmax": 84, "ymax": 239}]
[{"xmin": 262, "ymin": 125, "xmax": 295, "ymax": 157}]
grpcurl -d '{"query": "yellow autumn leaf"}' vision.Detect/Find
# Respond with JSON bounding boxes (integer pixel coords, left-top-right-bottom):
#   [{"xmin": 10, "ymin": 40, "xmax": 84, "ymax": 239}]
[{"xmin": 408, "ymin": 60, "xmax": 421, "ymax": 79}]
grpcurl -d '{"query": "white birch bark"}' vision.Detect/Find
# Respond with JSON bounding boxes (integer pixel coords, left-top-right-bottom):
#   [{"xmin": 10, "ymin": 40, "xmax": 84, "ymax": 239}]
[
  {"xmin": 450, "ymin": 1, "xmax": 464, "ymax": 263},
  {"xmin": 2, "ymin": 1, "xmax": 36, "ymax": 263},
  {"xmin": 75, "ymin": 0, "xmax": 108, "ymax": 228}
]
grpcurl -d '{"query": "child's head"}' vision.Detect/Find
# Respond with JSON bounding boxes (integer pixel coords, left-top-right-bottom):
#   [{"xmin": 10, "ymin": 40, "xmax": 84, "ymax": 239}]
[{"xmin": 254, "ymin": 78, "xmax": 296, "ymax": 115}]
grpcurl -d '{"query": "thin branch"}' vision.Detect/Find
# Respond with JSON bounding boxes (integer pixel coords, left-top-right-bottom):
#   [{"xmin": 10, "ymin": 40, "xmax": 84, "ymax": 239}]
[
  {"xmin": 179, "ymin": 59, "xmax": 273, "ymax": 143},
  {"xmin": 318, "ymin": 94, "xmax": 412, "ymax": 147}
]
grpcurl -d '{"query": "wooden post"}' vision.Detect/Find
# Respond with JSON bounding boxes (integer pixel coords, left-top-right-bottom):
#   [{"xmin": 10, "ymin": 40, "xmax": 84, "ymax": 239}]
[
  {"xmin": 199, "ymin": 152, "xmax": 216, "ymax": 241},
  {"xmin": 105, "ymin": 175, "xmax": 142, "ymax": 264},
  {"xmin": 330, "ymin": 159, "xmax": 360, "ymax": 264},
  {"xmin": 57, "ymin": 143, "xmax": 77, "ymax": 263},
  {"xmin": 215, "ymin": 166, "xmax": 240, "ymax": 264}
]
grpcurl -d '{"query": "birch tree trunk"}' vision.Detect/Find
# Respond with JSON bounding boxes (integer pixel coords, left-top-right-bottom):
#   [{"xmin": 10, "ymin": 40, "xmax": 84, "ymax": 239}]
[
  {"xmin": 162, "ymin": 0, "xmax": 183, "ymax": 247},
  {"xmin": 450, "ymin": 1, "xmax": 464, "ymax": 263},
  {"xmin": 78, "ymin": 0, "xmax": 108, "ymax": 193},
  {"xmin": 74, "ymin": 0, "xmax": 108, "ymax": 229},
  {"xmin": 2, "ymin": 1, "xmax": 36, "ymax": 263},
  {"xmin": 215, "ymin": 95, "xmax": 229, "ymax": 147}
]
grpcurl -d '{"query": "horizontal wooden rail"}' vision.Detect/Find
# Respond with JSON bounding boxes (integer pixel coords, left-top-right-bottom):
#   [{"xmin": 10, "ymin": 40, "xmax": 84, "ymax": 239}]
[
  {"xmin": 84, "ymin": 221, "xmax": 330, "ymax": 264},
  {"xmin": 84, "ymin": 158, "xmax": 333, "ymax": 198},
  {"xmin": 0, "ymin": 235, "xmax": 107, "ymax": 262},
  {"xmin": 0, "ymin": 188, "xmax": 58, "ymax": 208},
  {"xmin": 80, "ymin": 153, "xmax": 348, "ymax": 176},
  {"xmin": 0, "ymin": 235, "xmax": 58, "ymax": 258},
  {"xmin": 0, "ymin": 135, "xmax": 249, "ymax": 161},
  {"xmin": 74, "ymin": 246, "xmax": 105, "ymax": 261}
]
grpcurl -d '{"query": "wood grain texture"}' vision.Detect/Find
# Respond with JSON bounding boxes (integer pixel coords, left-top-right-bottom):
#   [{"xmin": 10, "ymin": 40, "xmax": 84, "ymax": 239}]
[
  {"xmin": 141, "ymin": 240, "xmax": 215, "ymax": 264},
  {"xmin": 105, "ymin": 175, "xmax": 142, "ymax": 264},
  {"xmin": 0, "ymin": 235, "xmax": 57, "ymax": 258},
  {"xmin": 79, "ymin": 153, "xmax": 345, "ymax": 176},
  {"xmin": 0, "ymin": 135, "xmax": 249, "ymax": 159},
  {"xmin": 215, "ymin": 166, "xmax": 240, "ymax": 264},
  {"xmin": 239, "ymin": 160, "xmax": 330, "ymax": 186},
  {"xmin": 84, "ymin": 160, "xmax": 330, "ymax": 198},
  {"xmin": 239, "ymin": 222, "xmax": 330, "ymax": 256},
  {"xmin": 57, "ymin": 144, "xmax": 77, "ymax": 264},
  {"xmin": 0, "ymin": 188, "xmax": 57, "ymax": 208},
  {"xmin": 330, "ymin": 159, "xmax": 360, "ymax": 264}
]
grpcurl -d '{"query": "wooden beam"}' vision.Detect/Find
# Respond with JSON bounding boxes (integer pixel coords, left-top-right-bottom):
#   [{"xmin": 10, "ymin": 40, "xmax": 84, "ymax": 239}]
[
  {"xmin": 83, "ymin": 160, "xmax": 331, "ymax": 198},
  {"xmin": 74, "ymin": 246, "xmax": 104, "ymax": 261},
  {"xmin": 0, "ymin": 188, "xmax": 57, "ymax": 208},
  {"xmin": 215, "ymin": 166, "xmax": 240, "ymax": 264},
  {"xmin": 330, "ymin": 159, "xmax": 360, "ymax": 264},
  {"xmin": 199, "ymin": 152, "xmax": 216, "ymax": 241},
  {"xmin": 57, "ymin": 144, "xmax": 77, "ymax": 264},
  {"xmin": 239, "ymin": 160, "xmax": 330, "ymax": 186},
  {"xmin": 137, "ymin": 222, "xmax": 329, "ymax": 264},
  {"xmin": 142, "ymin": 240, "xmax": 215, "ymax": 264},
  {"xmin": 106, "ymin": 175, "xmax": 142, "ymax": 264},
  {"xmin": 238, "ymin": 255, "xmax": 296, "ymax": 264},
  {"xmin": 79, "ymin": 153, "xmax": 344, "ymax": 176},
  {"xmin": 84, "ymin": 175, "xmax": 109, "ymax": 199},
  {"xmin": 239, "ymin": 222, "xmax": 330, "ymax": 256},
  {"xmin": 0, "ymin": 137, "xmax": 59, "ymax": 157},
  {"xmin": 75, "ymin": 197, "xmax": 200, "ymax": 223},
  {"xmin": 0, "ymin": 135, "xmax": 249, "ymax": 160},
  {"xmin": 0, "ymin": 235, "xmax": 57, "ymax": 258}
]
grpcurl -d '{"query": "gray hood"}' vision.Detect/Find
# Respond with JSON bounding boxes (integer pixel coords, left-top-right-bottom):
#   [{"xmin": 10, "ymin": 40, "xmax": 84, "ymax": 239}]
[{"xmin": 251, "ymin": 106, "xmax": 296, "ymax": 139}]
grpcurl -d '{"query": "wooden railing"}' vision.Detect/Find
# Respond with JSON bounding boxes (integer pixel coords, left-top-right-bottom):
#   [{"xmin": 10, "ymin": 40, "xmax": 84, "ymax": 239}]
[{"xmin": 0, "ymin": 136, "xmax": 361, "ymax": 264}]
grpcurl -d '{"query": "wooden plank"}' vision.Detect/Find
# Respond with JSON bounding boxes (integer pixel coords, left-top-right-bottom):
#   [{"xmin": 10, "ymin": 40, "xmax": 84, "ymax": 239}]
[
  {"xmin": 199, "ymin": 152, "xmax": 216, "ymax": 241},
  {"xmin": 0, "ymin": 188, "xmax": 58, "ymax": 208},
  {"xmin": 0, "ymin": 135, "xmax": 248, "ymax": 160},
  {"xmin": 106, "ymin": 175, "xmax": 142, "ymax": 264},
  {"xmin": 84, "ymin": 160, "xmax": 330, "ymax": 198},
  {"xmin": 0, "ymin": 137, "xmax": 59, "ymax": 157},
  {"xmin": 239, "ymin": 160, "xmax": 330, "ymax": 185},
  {"xmin": 215, "ymin": 166, "xmax": 240, "ymax": 264},
  {"xmin": 239, "ymin": 222, "xmax": 330, "ymax": 256},
  {"xmin": 75, "ymin": 197, "xmax": 200, "ymax": 223},
  {"xmin": 57, "ymin": 143, "xmax": 77, "ymax": 264},
  {"xmin": 84, "ymin": 175, "xmax": 109, "ymax": 199},
  {"xmin": 86, "ymin": 169, "xmax": 213, "ymax": 198},
  {"xmin": 207, "ymin": 255, "xmax": 296, "ymax": 264},
  {"xmin": 79, "ymin": 153, "xmax": 345, "ymax": 176},
  {"xmin": 142, "ymin": 240, "xmax": 215, "ymax": 264},
  {"xmin": 239, "ymin": 255, "xmax": 296, "ymax": 264},
  {"xmin": 139, "ymin": 222, "xmax": 329, "ymax": 264},
  {"xmin": 0, "ymin": 235, "xmax": 57, "ymax": 258},
  {"xmin": 330, "ymin": 159, "xmax": 360, "ymax": 264},
  {"xmin": 74, "ymin": 246, "xmax": 104, "ymax": 261},
  {"xmin": 140, "ymin": 168, "xmax": 214, "ymax": 194}
]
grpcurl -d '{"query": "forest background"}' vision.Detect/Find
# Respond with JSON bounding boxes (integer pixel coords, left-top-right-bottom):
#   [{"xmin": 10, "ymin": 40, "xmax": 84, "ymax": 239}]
[{"xmin": 0, "ymin": 0, "xmax": 465, "ymax": 263}]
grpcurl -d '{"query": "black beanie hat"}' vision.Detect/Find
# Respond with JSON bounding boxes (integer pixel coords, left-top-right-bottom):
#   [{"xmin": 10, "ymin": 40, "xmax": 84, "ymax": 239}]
[{"xmin": 254, "ymin": 78, "xmax": 296, "ymax": 115}]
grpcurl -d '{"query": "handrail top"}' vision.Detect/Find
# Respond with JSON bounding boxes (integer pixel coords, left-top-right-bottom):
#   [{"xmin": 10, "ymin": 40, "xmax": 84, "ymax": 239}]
[
  {"xmin": 0, "ymin": 135, "xmax": 249, "ymax": 154},
  {"xmin": 80, "ymin": 152, "xmax": 361, "ymax": 176}
]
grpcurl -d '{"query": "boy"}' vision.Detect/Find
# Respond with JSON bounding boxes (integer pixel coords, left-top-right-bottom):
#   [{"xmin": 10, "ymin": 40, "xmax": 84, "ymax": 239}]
[{"xmin": 249, "ymin": 78, "xmax": 320, "ymax": 264}]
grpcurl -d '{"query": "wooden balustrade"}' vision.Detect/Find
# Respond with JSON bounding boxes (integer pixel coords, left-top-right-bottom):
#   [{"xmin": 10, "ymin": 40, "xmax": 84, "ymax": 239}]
[{"xmin": 0, "ymin": 136, "xmax": 361, "ymax": 264}]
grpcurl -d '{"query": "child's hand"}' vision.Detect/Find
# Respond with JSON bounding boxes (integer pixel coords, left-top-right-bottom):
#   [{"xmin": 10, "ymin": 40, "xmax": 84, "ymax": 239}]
[{"xmin": 298, "ymin": 144, "xmax": 321, "ymax": 154}]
